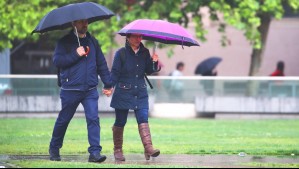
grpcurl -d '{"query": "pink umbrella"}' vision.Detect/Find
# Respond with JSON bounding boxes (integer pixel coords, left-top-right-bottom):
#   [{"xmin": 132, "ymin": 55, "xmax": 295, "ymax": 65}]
[{"xmin": 118, "ymin": 19, "xmax": 200, "ymax": 47}]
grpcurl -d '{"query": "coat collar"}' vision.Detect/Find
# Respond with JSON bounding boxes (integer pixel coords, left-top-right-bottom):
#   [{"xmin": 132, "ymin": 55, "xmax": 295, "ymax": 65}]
[
  {"xmin": 125, "ymin": 42, "xmax": 147, "ymax": 55},
  {"xmin": 67, "ymin": 30, "xmax": 92, "ymax": 42}
]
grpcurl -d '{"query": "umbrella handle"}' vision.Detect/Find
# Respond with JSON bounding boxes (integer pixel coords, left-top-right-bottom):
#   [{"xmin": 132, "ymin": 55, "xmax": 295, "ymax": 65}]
[{"xmin": 84, "ymin": 46, "xmax": 90, "ymax": 57}]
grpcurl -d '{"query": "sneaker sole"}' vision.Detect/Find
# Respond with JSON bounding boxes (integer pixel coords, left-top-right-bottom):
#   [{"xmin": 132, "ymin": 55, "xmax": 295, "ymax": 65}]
[
  {"xmin": 50, "ymin": 157, "xmax": 61, "ymax": 161},
  {"xmin": 88, "ymin": 156, "xmax": 107, "ymax": 163}
]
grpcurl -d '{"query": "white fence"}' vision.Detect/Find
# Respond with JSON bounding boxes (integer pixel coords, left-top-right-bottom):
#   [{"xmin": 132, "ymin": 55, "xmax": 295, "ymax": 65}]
[{"xmin": 0, "ymin": 75, "xmax": 299, "ymax": 116}]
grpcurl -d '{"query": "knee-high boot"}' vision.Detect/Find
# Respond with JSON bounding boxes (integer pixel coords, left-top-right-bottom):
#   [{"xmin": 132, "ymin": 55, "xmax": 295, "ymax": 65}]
[
  {"xmin": 112, "ymin": 126, "xmax": 125, "ymax": 161},
  {"xmin": 138, "ymin": 123, "xmax": 160, "ymax": 160}
]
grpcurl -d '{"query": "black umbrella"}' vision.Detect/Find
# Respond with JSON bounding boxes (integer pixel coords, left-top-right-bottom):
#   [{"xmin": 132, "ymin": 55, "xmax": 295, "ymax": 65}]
[
  {"xmin": 32, "ymin": 2, "xmax": 114, "ymax": 34},
  {"xmin": 195, "ymin": 57, "xmax": 222, "ymax": 76}
]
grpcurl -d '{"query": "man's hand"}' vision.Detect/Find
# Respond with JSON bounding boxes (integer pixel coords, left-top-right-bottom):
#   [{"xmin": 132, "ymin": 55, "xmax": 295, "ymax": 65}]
[
  {"xmin": 152, "ymin": 53, "xmax": 159, "ymax": 62},
  {"xmin": 76, "ymin": 46, "xmax": 87, "ymax": 57},
  {"xmin": 102, "ymin": 88, "xmax": 114, "ymax": 97}
]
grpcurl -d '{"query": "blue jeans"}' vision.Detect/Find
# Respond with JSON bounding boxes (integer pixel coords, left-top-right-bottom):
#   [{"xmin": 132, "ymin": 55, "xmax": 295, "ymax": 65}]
[
  {"xmin": 114, "ymin": 109, "xmax": 149, "ymax": 127},
  {"xmin": 49, "ymin": 89, "xmax": 102, "ymax": 155}
]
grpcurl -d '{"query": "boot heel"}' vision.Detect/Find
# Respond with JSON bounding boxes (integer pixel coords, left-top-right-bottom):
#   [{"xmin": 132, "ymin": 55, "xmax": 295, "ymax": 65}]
[
  {"xmin": 144, "ymin": 152, "xmax": 150, "ymax": 160},
  {"xmin": 150, "ymin": 150, "xmax": 160, "ymax": 157}
]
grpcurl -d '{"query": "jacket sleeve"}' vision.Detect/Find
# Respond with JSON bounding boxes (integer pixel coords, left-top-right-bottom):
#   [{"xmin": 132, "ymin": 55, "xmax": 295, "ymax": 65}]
[
  {"xmin": 111, "ymin": 50, "xmax": 122, "ymax": 87},
  {"xmin": 94, "ymin": 41, "xmax": 113, "ymax": 89},
  {"xmin": 145, "ymin": 49, "xmax": 159, "ymax": 75},
  {"xmin": 53, "ymin": 40, "xmax": 82, "ymax": 69}
]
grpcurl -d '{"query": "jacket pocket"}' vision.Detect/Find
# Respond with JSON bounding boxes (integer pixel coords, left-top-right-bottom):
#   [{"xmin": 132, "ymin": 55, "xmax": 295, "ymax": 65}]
[
  {"xmin": 60, "ymin": 69, "xmax": 70, "ymax": 83},
  {"xmin": 118, "ymin": 83, "xmax": 132, "ymax": 90}
]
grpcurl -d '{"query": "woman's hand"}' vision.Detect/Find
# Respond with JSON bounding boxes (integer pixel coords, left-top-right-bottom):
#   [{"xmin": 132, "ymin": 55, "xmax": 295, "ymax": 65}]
[
  {"xmin": 152, "ymin": 53, "xmax": 159, "ymax": 62},
  {"xmin": 102, "ymin": 88, "xmax": 114, "ymax": 97}
]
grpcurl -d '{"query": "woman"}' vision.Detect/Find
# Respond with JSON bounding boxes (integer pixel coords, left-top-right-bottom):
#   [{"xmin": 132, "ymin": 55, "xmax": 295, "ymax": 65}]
[{"xmin": 109, "ymin": 33, "xmax": 160, "ymax": 161}]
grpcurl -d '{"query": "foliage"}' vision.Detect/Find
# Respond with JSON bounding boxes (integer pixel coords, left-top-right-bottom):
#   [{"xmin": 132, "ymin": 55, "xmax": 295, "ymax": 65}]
[{"xmin": 1, "ymin": 0, "xmax": 299, "ymax": 53}]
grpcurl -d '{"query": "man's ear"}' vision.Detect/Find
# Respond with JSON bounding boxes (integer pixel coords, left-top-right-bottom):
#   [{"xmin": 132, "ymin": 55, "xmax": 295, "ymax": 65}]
[{"xmin": 71, "ymin": 21, "xmax": 75, "ymax": 27}]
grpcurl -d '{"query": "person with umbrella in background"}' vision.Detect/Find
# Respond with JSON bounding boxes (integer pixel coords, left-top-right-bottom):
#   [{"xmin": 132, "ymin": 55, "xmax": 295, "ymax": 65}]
[
  {"xmin": 195, "ymin": 57, "xmax": 222, "ymax": 76},
  {"xmin": 32, "ymin": 2, "xmax": 114, "ymax": 163},
  {"xmin": 195, "ymin": 57, "xmax": 222, "ymax": 95},
  {"xmin": 110, "ymin": 19, "xmax": 199, "ymax": 162}
]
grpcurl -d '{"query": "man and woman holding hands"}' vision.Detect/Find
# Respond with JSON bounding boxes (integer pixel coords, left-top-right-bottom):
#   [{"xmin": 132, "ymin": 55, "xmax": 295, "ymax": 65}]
[{"xmin": 49, "ymin": 19, "xmax": 160, "ymax": 163}]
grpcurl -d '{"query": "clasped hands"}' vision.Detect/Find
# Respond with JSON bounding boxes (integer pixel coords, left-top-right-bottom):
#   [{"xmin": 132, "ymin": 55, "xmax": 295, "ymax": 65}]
[{"xmin": 102, "ymin": 88, "xmax": 114, "ymax": 97}]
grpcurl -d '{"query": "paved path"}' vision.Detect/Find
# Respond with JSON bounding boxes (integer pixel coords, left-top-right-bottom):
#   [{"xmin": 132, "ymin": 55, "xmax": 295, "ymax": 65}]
[{"xmin": 1, "ymin": 154, "xmax": 299, "ymax": 168}]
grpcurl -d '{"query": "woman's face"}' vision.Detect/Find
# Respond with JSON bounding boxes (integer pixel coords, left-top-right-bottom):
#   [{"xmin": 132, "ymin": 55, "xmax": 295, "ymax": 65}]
[{"xmin": 127, "ymin": 34, "xmax": 143, "ymax": 48}]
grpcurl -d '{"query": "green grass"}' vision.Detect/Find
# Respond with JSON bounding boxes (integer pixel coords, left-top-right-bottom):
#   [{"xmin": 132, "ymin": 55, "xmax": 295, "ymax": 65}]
[
  {"xmin": 0, "ymin": 118, "xmax": 299, "ymax": 156},
  {"xmin": 1, "ymin": 118, "xmax": 299, "ymax": 168}
]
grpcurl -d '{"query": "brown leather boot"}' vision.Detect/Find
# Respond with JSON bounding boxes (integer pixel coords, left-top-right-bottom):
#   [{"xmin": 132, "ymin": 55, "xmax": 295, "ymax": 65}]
[
  {"xmin": 112, "ymin": 126, "xmax": 125, "ymax": 161},
  {"xmin": 138, "ymin": 123, "xmax": 160, "ymax": 160}
]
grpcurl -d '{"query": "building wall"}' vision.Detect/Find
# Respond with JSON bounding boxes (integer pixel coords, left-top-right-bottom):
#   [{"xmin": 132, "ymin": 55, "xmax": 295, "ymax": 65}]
[{"xmin": 260, "ymin": 18, "xmax": 299, "ymax": 76}]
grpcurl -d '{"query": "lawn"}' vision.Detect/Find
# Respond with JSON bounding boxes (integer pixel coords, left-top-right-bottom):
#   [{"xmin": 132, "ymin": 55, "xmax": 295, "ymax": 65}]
[{"xmin": 0, "ymin": 117, "xmax": 299, "ymax": 167}]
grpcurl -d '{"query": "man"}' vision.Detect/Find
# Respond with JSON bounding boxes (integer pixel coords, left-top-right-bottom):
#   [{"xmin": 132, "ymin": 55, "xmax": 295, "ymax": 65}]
[{"xmin": 49, "ymin": 19, "xmax": 113, "ymax": 163}]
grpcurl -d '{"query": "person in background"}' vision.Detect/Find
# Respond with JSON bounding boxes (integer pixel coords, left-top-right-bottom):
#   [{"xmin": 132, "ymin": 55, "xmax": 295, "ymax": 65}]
[
  {"xmin": 171, "ymin": 62, "xmax": 185, "ymax": 77},
  {"xmin": 169, "ymin": 62, "xmax": 185, "ymax": 102},
  {"xmin": 271, "ymin": 61, "xmax": 285, "ymax": 76}
]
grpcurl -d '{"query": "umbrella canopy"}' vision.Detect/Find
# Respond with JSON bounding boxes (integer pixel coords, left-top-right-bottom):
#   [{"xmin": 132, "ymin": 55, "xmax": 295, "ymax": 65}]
[
  {"xmin": 32, "ymin": 2, "xmax": 114, "ymax": 34},
  {"xmin": 195, "ymin": 57, "xmax": 222, "ymax": 76},
  {"xmin": 118, "ymin": 19, "xmax": 199, "ymax": 47}
]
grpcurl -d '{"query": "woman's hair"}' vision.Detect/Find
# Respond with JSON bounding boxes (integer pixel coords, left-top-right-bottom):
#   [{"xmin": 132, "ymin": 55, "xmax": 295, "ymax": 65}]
[
  {"xmin": 125, "ymin": 34, "xmax": 131, "ymax": 45},
  {"xmin": 126, "ymin": 34, "xmax": 132, "ymax": 38}
]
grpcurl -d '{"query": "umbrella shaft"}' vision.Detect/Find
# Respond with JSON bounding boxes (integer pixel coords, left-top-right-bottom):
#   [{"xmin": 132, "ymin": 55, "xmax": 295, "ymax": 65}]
[
  {"xmin": 152, "ymin": 42, "xmax": 157, "ymax": 54},
  {"xmin": 74, "ymin": 26, "xmax": 81, "ymax": 47}
]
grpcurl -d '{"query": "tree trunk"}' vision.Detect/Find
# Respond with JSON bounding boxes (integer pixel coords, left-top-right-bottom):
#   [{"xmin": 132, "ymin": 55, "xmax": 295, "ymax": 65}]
[
  {"xmin": 247, "ymin": 15, "xmax": 271, "ymax": 97},
  {"xmin": 249, "ymin": 14, "xmax": 271, "ymax": 76}
]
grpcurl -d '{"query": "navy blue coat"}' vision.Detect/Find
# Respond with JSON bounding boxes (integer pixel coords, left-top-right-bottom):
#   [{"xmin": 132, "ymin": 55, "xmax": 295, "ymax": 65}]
[
  {"xmin": 110, "ymin": 43, "xmax": 157, "ymax": 110},
  {"xmin": 53, "ymin": 31, "xmax": 112, "ymax": 91}
]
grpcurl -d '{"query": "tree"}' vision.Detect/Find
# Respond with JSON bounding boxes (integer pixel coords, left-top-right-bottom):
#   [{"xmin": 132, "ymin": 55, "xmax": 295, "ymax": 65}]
[
  {"xmin": 124, "ymin": 0, "xmax": 299, "ymax": 76},
  {"xmin": 206, "ymin": 0, "xmax": 299, "ymax": 75},
  {"xmin": 1, "ymin": 0, "xmax": 299, "ymax": 76},
  {"xmin": 0, "ymin": 0, "xmax": 127, "ymax": 54},
  {"xmin": 0, "ymin": 0, "xmax": 54, "ymax": 50}
]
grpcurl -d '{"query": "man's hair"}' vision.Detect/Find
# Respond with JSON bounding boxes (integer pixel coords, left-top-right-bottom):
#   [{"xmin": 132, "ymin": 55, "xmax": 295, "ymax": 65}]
[
  {"xmin": 176, "ymin": 62, "xmax": 185, "ymax": 70},
  {"xmin": 277, "ymin": 61, "xmax": 285, "ymax": 71}
]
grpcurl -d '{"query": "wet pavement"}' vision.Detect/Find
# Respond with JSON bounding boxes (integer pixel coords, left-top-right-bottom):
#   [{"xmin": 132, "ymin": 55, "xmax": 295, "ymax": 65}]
[{"xmin": 1, "ymin": 154, "xmax": 299, "ymax": 168}]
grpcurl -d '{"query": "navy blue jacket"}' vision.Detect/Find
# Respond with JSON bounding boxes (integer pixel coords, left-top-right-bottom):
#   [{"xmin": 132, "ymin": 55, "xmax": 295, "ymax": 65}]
[
  {"xmin": 53, "ymin": 31, "xmax": 112, "ymax": 91},
  {"xmin": 110, "ymin": 43, "xmax": 157, "ymax": 110}
]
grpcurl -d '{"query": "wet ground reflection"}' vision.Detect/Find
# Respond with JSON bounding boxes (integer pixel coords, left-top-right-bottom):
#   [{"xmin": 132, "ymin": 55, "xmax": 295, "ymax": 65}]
[{"xmin": 1, "ymin": 154, "xmax": 299, "ymax": 168}]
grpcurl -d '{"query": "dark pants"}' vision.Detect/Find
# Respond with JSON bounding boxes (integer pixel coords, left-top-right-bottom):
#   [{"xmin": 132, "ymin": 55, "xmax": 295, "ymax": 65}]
[
  {"xmin": 49, "ymin": 89, "xmax": 101, "ymax": 155},
  {"xmin": 114, "ymin": 109, "xmax": 149, "ymax": 127}
]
